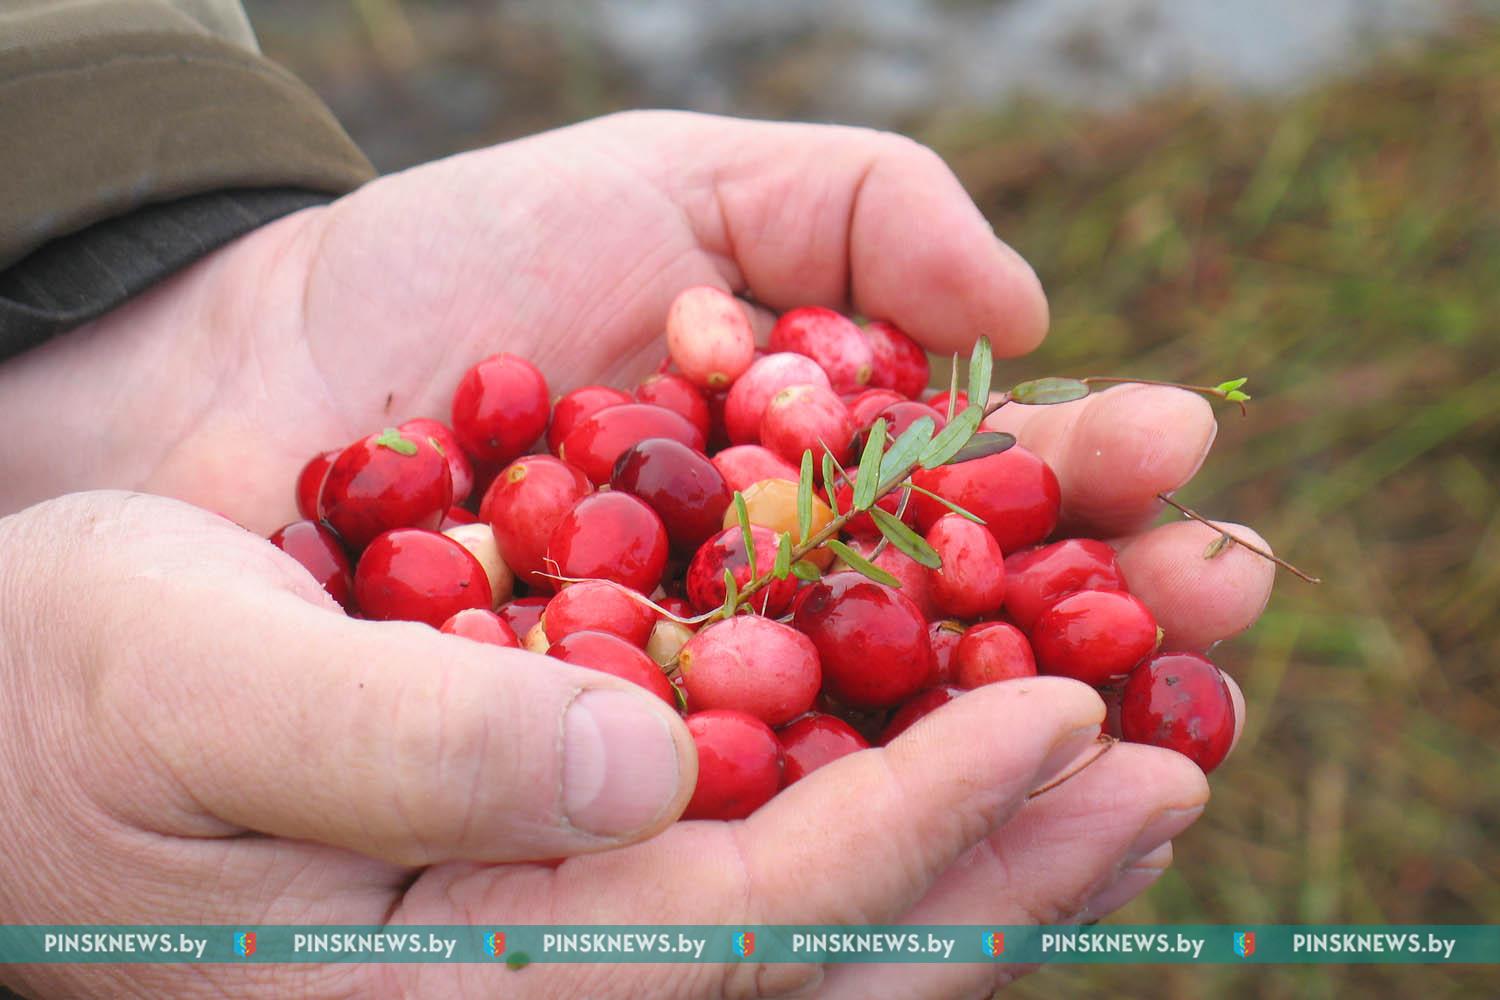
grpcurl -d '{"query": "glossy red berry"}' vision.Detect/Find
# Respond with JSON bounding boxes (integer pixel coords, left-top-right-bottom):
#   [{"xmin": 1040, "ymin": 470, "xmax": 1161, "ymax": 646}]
[
  {"xmin": 830, "ymin": 539, "xmax": 938, "ymax": 621},
  {"xmin": 678, "ymin": 616, "xmax": 821, "ymax": 727},
  {"xmin": 925, "ymin": 514, "xmax": 1006, "ymax": 620},
  {"xmin": 440, "ymin": 506, "xmax": 478, "ymax": 530},
  {"xmin": 792, "ymin": 572, "xmax": 934, "ymax": 709},
  {"xmin": 268, "ymin": 520, "xmax": 355, "ymax": 612},
  {"xmin": 546, "ymin": 630, "xmax": 674, "ymax": 705},
  {"xmin": 450, "ymin": 353, "xmax": 550, "ymax": 465},
  {"xmin": 769, "ymin": 306, "xmax": 874, "ymax": 393},
  {"xmin": 863, "ymin": 320, "xmax": 929, "ymax": 398},
  {"xmin": 354, "ymin": 528, "xmax": 492, "ymax": 628},
  {"xmin": 635, "ymin": 373, "xmax": 712, "ymax": 441},
  {"xmin": 295, "ymin": 449, "xmax": 338, "ymax": 521},
  {"xmin": 399, "ymin": 417, "xmax": 474, "ymax": 505},
  {"xmin": 548, "ymin": 385, "xmax": 632, "ymax": 454},
  {"xmin": 544, "ymin": 580, "xmax": 657, "ymax": 646},
  {"xmin": 318, "ymin": 428, "xmax": 453, "ymax": 551},
  {"xmin": 927, "ymin": 619, "xmax": 966, "ymax": 686},
  {"xmin": 872, "ymin": 400, "xmax": 946, "ymax": 441},
  {"xmin": 777, "ymin": 713, "xmax": 869, "ymax": 785},
  {"xmin": 483, "ymin": 455, "xmax": 591, "ymax": 591},
  {"xmin": 496, "ymin": 596, "xmax": 549, "ymax": 638},
  {"xmin": 682, "ymin": 710, "xmax": 784, "ymax": 820},
  {"xmin": 827, "ymin": 472, "xmax": 914, "ymax": 540},
  {"xmin": 1003, "ymin": 538, "xmax": 1129, "ymax": 632},
  {"xmin": 610, "ymin": 438, "xmax": 731, "ymax": 555},
  {"xmin": 1032, "ymin": 590, "xmax": 1159, "ymax": 686},
  {"xmin": 761, "ymin": 383, "xmax": 855, "ymax": 466},
  {"xmin": 722, "ymin": 352, "xmax": 830, "ymax": 444},
  {"xmin": 925, "ymin": 389, "xmax": 968, "ymax": 417},
  {"xmin": 558, "ymin": 403, "xmax": 705, "ymax": 485},
  {"xmin": 956, "ymin": 621, "xmax": 1037, "ymax": 688},
  {"xmin": 685, "ymin": 525, "xmax": 799, "ymax": 617},
  {"xmin": 711, "ymin": 444, "xmax": 799, "ymax": 493},
  {"xmin": 909, "ymin": 445, "xmax": 1060, "ymax": 554},
  {"xmin": 546, "ymin": 492, "xmax": 670, "ymax": 595},
  {"xmin": 879, "ymin": 686, "xmax": 964, "ymax": 745},
  {"xmin": 846, "ymin": 387, "xmax": 908, "ymax": 427},
  {"xmin": 1120, "ymin": 652, "xmax": 1236, "ymax": 774},
  {"xmin": 440, "ymin": 608, "xmax": 520, "ymax": 647},
  {"xmin": 665, "ymin": 285, "xmax": 756, "ymax": 389}
]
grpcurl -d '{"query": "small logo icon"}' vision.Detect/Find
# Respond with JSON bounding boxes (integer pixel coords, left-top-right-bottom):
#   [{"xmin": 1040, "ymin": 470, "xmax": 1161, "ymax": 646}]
[
  {"xmin": 732, "ymin": 932, "xmax": 755, "ymax": 958},
  {"xmin": 1233, "ymin": 931, "xmax": 1256, "ymax": 958},
  {"xmin": 233, "ymin": 932, "xmax": 256, "ymax": 958},
  {"xmin": 982, "ymin": 932, "xmax": 1005, "ymax": 958},
  {"xmin": 483, "ymin": 931, "xmax": 507, "ymax": 957}
]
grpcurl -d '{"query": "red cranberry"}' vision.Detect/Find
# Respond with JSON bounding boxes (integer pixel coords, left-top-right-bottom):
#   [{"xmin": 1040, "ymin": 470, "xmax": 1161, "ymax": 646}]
[
  {"xmin": 761, "ymin": 384, "xmax": 855, "ymax": 465},
  {"xmin": 1032, "ymin": 590, "xmax": 1159, "ymax": 686},
  {"xmin": 610, "ymin": 438, "xmax": 732, "ymax": 555},
  {"xmin": 439, "ymin": 506, "xmax": 478, "ymax": 530},
  {"xmin": 879, "ymin": 686, "xmax": 965, "ymax": 744},
  {"xmin": 558, "ymin": 403, "xmax": 705, "ymax": 485},
  {"xmin": 846, "ymin": 388, "xmax": 908, "ymax": 427},
  {"xmin": 792, "ymin": 572, "xmax": 934, "ymax": 709},
  {"xmin": 450, "ymin": 353, "xmax": 550, "ymax": 465},
  {"xmin": 1003, "ymin": 538, "xmax": 1128, "ymax": 632},
  {"xmin": 295, "ymin": 449, "xmax": 338, "ymax": 521},
  {"xmin": 711, "ymin": 445, "xmax": 799, "ymax": 493},
  {"xmin": 723, "ymin": 353, "xmax": 830, "ymax": 444},
  {"xmin": 548, "ymin": 385, "xmax": 632, "ymax": 454},
  {"xmin": 927, "ymin": 619, "xmax": 966, "ymax": 685},
  {"xmin": 768, "ymin": 306, "xmax": 874, "ymax": 393},
  {"xmin": 956, "ymin": 621, "xmax": 1037, "ymax": 688},
  {"xmin": 354, "ymin": 528, "xmax": 492, "ymax": 628},
  {"xmin": 909, "ymin": 445, "xmax": 1060, "ymax": 554},
  {"xmin": 544, "ymin": 580, "xmax": 657, "ymax": 646},
  {"xmin": 685, "ymin": 525, "xmax": 799, "ymax": 616},
  {"xmin": 546, "ymin": 492, "xmax": 670, "ymax": 595},
  {"xmin": 546, "ymin": 630, "xmax": 674, "ymax": 705},
  {"xmin": 497, "ymin": 596, "xmax": 549, "ymax": 638},
  {"xmin": 318, "ymin": 429, "xmax": 453, "ymax": 551},
  {"xmin": 777, "ymin": 713, "xmax": 869, "ymax": 785},
  {"xmin": 863, "ymin": 320, "xmax": 929, "ymax": 397},
  {"xmin": 636, "ymin": 373, "xmax": 711, "ymax": 441},
  {"xmin": 666, "ymin": 285, "xmax": 756, "ymax": 389},
  {"xmin": 440, "ymin": 608, "xmax": 520, "ymax": 647},
  {"xmin": 483, "ymin": 455, "xmax": 591, "ymax": 591},
  {"xmin": 704, "ymin": 387, "xmax": 733, "ymax": 452},
  {"xmin": 832, "ymin": 539, "xmax": 938, "ymax": 620},
  {"xmin": 655, "ymin": 595, "xmax": 695, "ymax": 622},
  {"xmin": 828, "ymin": 473, "xmax": 914, "ymax": 540},
  {"xmin": 1120, "ymin": 652, "xmax": 1236, "ymax": 774},
  {"xmin": 399, "ymin": 418, "xmax": 475, "ymax": 505},
  {"xmin": 682, "ymin": 710, "xmax": 784, "ymax": 820},
  {"xmin": 925, "ymin": 389, "xmax": 968, "ymax": 417},
  {"xmin": 872, "ymin": 400, "xmax": 946, "ymax": 441},
  {"xmin": 268, "ymin": 520, "xmax": 355, "ymax": 612},
  {"xmin": 678, "ymin": 616, "xmax": 821, "ymax": 727},
  {"xmin": 926, "ymin": 514, "xmax": 1006, "ymax": 620}
]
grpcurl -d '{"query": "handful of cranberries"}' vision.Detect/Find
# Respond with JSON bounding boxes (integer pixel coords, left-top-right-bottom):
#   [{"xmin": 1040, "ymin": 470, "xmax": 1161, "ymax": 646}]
[{"xmin": 271, "ymin": 285, "xmax": 1242, "ymax": 824}]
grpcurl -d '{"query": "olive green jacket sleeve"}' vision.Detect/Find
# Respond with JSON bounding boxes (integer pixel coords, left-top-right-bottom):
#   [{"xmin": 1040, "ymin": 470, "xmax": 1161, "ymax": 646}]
[{"xmin": 0, "ymin": 0, "xmax": 376, "ymax": 358}]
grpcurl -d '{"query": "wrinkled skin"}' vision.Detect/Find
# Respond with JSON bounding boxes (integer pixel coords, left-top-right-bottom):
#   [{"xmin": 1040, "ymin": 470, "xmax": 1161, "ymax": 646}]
[{"xmin": 0, "ymin": 112, "xmax": 1272, "ymax": 999}]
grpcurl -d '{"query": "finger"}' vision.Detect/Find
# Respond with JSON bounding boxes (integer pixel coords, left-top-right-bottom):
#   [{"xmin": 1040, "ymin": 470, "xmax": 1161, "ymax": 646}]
[
  {"xmin": 982, "ymin": 384, "xmax": 1218, "ymax": 537},
  {"xmin": 100, "ymin": 584, "xmax": 696, "ymax": 866},
  {"xmin": 636, "ymin": 112, "xmax": 1050, "ymax": 356},
  {"xmin": 1225, "ymin": 671, "xmax": 1247, "ymax": 756},
  {"xmin": 819, "ymin": 743, "xmax": 1208, "ymax": 1000},
  {"xmin": 1114, "ymin": 518, "xmax": 1276, "ymax": 650}
]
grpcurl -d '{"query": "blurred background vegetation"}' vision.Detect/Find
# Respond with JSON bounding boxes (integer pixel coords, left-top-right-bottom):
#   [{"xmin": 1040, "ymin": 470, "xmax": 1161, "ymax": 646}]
[{"xmin": 246, "ymin": 1, "xmax": 1498, "ymax": 996}]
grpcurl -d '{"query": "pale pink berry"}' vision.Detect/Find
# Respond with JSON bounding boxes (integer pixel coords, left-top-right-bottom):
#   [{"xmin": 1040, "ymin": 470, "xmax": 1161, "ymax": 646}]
[
  {"xmin": 723, "ymin": 352, "xmax": 831, "ymax": 444},
  {"xmin": 678, "ymin": 616, "xmax": 822, "ymax": 727},
  {"xmin": 760, "ymin": 384, "xmax": 854, "ymax": 466},
  {"xmin": 769, "ymin": 307, "xmax": 875, "ymax": 393},
  {"xmin": 711, "ymin": 444, "xmax": 800, "ymax": 493},
  {"xmin": 666, "ymin": 285, "xmax": 756, "ymax": 390}
]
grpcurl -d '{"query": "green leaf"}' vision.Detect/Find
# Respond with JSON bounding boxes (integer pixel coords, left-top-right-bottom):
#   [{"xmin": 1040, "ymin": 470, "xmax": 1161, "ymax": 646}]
[
  {"xmin": 1203, "ymin": 533, "xmax": 1234, "ymax": 559},
  {"xmin": 797, "ymin": 451, "xmax": 815, "ymax": 543},
  {"xmin": 1214, "ymin": 377, "xmax": 1248, "ymax": 394},
  {"xmin": 773, "ymin": 531, "xmax": 793, "ymax": 579},
  {"xmin": 946, "ymin": 353, "xmax": 960, "ymax": 422},
  {"xmin": 671, "ymin": 681, "xmax": 689, "ymax": 713},
  {"xmin": 852, "ymin": 418, "xmax": 887, "ymax": 511},
  {"xmin": 720, "ymin": 568, "xmax": 739, "ymax": 618},
  {"xmin": 967, "ymin": 336, "xmax": 993, "ymax": 413},
  {"xmin": 946, "ymin": 431, "xmax": 1016, "ymax": 466},
  {"xmin": 373, "ymin": 427, "xmax": 418, "ymax": 456},
  {"xmin": 821, "ymin": 452, "xmax": 842, "ymax": 514},
  {"xmin": 733, "ymin": 491, "xmax": 757, "ymax": 581},
  {"xmin": 869, "ymin": 507, "xmax": 941, "ymax": 569},
  {"xmin": 827, "ymin": 540, "xmax": 902, "ymax": 588},
  {"xmin": 1010, "ymin": 377, "xmax": 1090, "ymax": 405},
  {"xmin": 876, "ymin": 415, "xmax": 936, "ymax": 493},
  {"xmin": 1225, "ymin": 389, "xmax": 1252, "ymax": 403},
  {"xmin": 907, "ymin": 483, "xmax": 986, "ymax": 524},
  {"xmin": 790, "ymin": 559, "xmax": 823, "ymax": 582},
  {"xmin": 426, "ymin": 436, "xmax": 445, "ymax": 455},
  {"xmin": 917, "ymin": 405, "xmax": 982, "ymax": 468}
]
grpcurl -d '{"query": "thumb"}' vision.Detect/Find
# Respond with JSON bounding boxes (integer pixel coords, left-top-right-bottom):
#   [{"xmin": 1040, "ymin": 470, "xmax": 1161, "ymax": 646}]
[{"xmin": 106, "ymin": 584, "xmax": 696, "ymax": 866}]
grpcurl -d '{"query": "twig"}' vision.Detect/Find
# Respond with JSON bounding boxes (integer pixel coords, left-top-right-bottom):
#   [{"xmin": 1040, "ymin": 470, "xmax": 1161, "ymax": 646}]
[
  {"xmin": 1027, "ymin": 734, "xmax": 1118, "ymax": 800},
  {"xmin": 1157, "ymin": 494, "xmax": 1322, "ymax": 583}
]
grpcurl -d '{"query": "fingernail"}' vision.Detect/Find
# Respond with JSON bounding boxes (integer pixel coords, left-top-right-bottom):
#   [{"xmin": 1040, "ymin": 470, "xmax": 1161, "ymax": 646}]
[
  {"xmin": 1124, "ymin": 805, "xmax": 1204, "ymax": 863},
  {"xmin": 563, "ymin": 689, "xmax": 683, "ymax": 837},
  {"xmin": 1078, "ymin": 864, "xmax": 1165, "ymax": 921},
  {"xmin": 1032, "ymin": 725, "xmax": 1102, "ymax": 789}
]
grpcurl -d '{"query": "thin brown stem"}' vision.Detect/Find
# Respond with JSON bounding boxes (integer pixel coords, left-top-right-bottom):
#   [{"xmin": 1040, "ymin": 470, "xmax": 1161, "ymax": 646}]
[
  {"xmin": 1027, "ymin": 734, "xmax": 1118, "ymax": 800},
  {"xmin": 1081, "ymin": 376, "xmax": 1248, "ymax": 415},
  {"xmin": 1157, "ymin": 493, "xmax": 1322, "ymax": 583}
]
